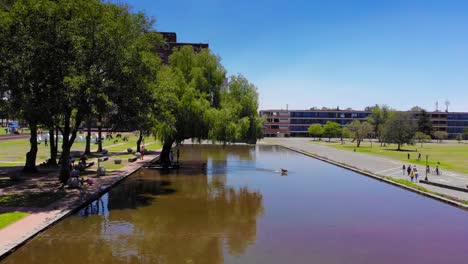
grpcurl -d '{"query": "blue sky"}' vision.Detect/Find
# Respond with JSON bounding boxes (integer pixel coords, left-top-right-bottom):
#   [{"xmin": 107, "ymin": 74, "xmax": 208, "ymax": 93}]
[{"xmin": 125, "ymin": 0, "xmax": 468, "ymax": 111}]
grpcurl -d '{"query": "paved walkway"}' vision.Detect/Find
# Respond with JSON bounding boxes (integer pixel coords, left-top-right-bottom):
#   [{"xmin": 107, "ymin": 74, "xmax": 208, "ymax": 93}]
[
  {"xmin": 262, "ymin": 138, "xmax": 468, "ymax": 201},
  {"xmin": 0, "ymin": 152, "xmax": 159, "ymax": 259}
]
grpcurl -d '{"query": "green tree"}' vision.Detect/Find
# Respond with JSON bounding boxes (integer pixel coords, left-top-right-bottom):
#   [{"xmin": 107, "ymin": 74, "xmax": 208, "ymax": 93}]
[
  {"xmin": 152, "ymin": 46, "xmax": 228, "ymax": 165},
  {"xmin": 206, "ymin": 75, "xmax": 263, "ymax": 145},
  {"xmin": 366, "ymin": 104, "xmax": 392, "ymax": 143},
  {"xmin": 341, "ymin": 126, "xmax": 354, "ymax": 140},
  {"xmin": 464, "ymin": 127, "xmax": 468, "ymax": 140},
  {"xmin": 383, "ymin": 112, "xmax": 416, "ymax": 150},
  {"xmin": 1, "ymin": 0, "xmax": 160, "ymax": 180},
  {"xmin": 456, "ymin": 134, "xmax": 463, "ymax": 143},
  {"xmin": 322, "ymin": 121, "xmax": 341, "ymax": 142},
  {"xmin": 348, "ymin": 120, "xmax": 373, "ymax": 148},
  {"xmin": 307, "ymin": 124, "xmax": 323, "ymax": 141},
  {"xmin": 434, "ymin": 131, "xmax": 448, "ymax": 143},
  {"xmin": 0, "ymin": 0, "xmax": 67, "ymax": 172},
  {"xmin": 417, "ymin": 109, "xmax": 432, "ymax": 136},
  {"xmin": 414, "ymin": 132, "xmax": 431, "ymax": 147}
]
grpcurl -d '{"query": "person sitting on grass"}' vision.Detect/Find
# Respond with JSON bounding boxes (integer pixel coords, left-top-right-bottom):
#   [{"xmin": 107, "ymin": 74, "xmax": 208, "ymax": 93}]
[{"xmin": 67, "ymin": 165, "xmax": 81, "ymax": 188}]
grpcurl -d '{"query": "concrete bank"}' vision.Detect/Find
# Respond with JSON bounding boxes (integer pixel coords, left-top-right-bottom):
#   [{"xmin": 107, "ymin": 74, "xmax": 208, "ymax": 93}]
[
  {"xmin": 274, "ymin": 143, "xmax": 468, "ymax": 211},
  {"xmin": 0, "ymin": 153, "xmax": 160, "ymax": 260}
]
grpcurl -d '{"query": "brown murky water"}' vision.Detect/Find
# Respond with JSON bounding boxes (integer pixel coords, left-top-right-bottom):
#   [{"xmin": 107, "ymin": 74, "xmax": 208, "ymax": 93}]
[{"xmin": 3, "ymin": 145, "xmax": 468, "ymax": 263}]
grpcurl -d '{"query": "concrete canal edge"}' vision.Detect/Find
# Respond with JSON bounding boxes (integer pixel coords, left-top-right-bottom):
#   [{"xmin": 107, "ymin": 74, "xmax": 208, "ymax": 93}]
[
  {"xmin": 0, "ymin": 154, "xmax": 160, "ymax": 261},
  {"xmin": 276, "ymin": 144, "xmax": 468, "ymax": 211}
]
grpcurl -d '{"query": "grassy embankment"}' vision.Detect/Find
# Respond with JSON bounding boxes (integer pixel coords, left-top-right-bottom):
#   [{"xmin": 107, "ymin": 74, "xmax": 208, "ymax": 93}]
[{"xmin": 314, "ymin": 140, "xmax": 468, "ymax": 174}]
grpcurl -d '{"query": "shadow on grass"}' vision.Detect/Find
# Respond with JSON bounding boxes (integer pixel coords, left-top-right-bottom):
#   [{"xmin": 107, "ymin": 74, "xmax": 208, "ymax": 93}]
[{"xmin": 0, "ymin": 190, "xmax": 67, "ymax": 208}]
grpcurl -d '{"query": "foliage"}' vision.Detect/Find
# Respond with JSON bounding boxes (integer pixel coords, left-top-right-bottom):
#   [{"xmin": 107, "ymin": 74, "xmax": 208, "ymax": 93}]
[
  {"xmin": 366, "ymin": 104, "xmax": 392, "ymax": 141},
  {"xmin": 341, "ymin": 127, "xmax": 354, "ymax": 139},
  {"xmin": 434, "ymin": 131, "xmax": 448, "ymax": 143},
  {"xmin": 348, "ymin": 120, "xmax": 373, "ymax": 147},
  {"xmin": 417, "ymin": 110, "xmax": 433, "ymax": 136},
  {"xmin": 456, "ymin": 134, "xmax": 463, "ymax": 143},
  {"xmin": 307, "ymin": 124, "xmax": 323, "ymax": 140},
  {"xmin": 322, "ymin": 121, "xmax": 341, "ymax": 141},
  {"xmin": 414, "ymin": 132, "xmax": 431, "ymax": 147},
  {"xmin": 464, "ymin": 127, "xmax": 468, "ymax": 140},
  {"xmin": 383, "ymin": 112, "xmax": 416, "ymax": 150}
]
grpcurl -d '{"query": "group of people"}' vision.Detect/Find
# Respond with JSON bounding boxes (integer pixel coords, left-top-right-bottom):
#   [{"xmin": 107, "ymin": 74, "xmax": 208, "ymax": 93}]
[
  {"xmin": 403, "ymin": 163, "xmax": 440, "ymax": 181},
  {"xmin": 403, "ymin": 164, "xmax": 420, "ymax": 181}
]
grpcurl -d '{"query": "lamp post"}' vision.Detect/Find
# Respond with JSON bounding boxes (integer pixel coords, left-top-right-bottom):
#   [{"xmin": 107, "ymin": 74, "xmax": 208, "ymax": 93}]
[{"xmin": 425, "ymin": 155, "xmax": 429, "ymax": 181}]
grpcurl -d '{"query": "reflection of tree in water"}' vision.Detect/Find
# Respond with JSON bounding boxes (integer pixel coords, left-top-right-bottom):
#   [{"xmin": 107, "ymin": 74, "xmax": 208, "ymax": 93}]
[
  {"xmin": 110, "ymin": 169, "xmax": 264, "ymax": 263},
  {"xmin": 180, "ymin": 144, "xmax": 256, "ymax": 162},
  {"xmin": 3, "ymin": 168, "xmax": 264, "ymax": 264}
]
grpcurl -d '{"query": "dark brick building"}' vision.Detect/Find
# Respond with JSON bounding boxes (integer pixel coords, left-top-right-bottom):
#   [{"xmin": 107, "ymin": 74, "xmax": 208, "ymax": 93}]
[{"xmin": 157, "ymin": 32, "xmax": 209, "ymax": 64}]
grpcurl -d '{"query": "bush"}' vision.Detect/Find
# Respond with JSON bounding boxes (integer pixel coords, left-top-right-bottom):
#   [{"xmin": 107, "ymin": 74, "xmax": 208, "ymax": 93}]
[{"xmin": 127, "ymin": 148, "xmax": 133, "ymax": 153}]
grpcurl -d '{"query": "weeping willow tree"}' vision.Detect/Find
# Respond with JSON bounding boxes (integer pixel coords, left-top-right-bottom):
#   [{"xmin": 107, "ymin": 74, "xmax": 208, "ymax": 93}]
[{"xmin": 152, "ymin": 46, "xmax": 263, "ymax": 165}]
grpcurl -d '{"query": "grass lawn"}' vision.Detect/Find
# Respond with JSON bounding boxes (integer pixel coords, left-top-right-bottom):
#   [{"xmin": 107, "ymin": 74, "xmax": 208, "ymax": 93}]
[
  {"xmin": 0, "ymin": 212, "xmax": 29, "ymax": 229},
  {"xmin": 313, "ymin": 140, "xmax": 468, "ymax": 174},
  {"xmin": 0, "ymin": 133, "xmax": 162, "ymax": 169}
]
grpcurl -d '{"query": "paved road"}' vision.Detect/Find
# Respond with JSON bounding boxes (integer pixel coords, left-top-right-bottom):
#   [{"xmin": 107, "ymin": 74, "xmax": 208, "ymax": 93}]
[{"xmin": 262, "ymin": 138, "xmax": 468, "ymax": 201}]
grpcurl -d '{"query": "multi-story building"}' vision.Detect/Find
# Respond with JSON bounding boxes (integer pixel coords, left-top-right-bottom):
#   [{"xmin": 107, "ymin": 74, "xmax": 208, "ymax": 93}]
[
  {"xmin": 260, "ymin": 109, "xmax": 468, "ymax": 138},
  {"xmin": 157, "ymin": 32, "xmax": 209, "ymax": 64}
]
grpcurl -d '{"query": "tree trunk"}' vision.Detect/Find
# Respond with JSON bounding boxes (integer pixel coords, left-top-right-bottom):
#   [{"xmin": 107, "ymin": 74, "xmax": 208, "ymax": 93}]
[
  {"xmin": 136, "ymin": 130, "xmax": 143, "ymax": 153},
  {"xmin": 55, "ymin": 127, "xmax": 59, "ymax": 155},
  {"xmin": 23, "ymin": 121, "xmax": 38, "ymax": 173},
  {"xmin": 357, "ymin": 139, "xmax": 361, "ymax": 148},
  {"xmin": 47, "ymin": 128, "xmax": 57, "ymax": 166},
  {"xmin": 98, "ymin": 115, "xmax": 102, "ymax": 152},
  {"xmin": 85, "ymin": 119, "xmax": 91, "ymax": 155},
  {"xmin": 160, "ymin": 138, "xmax": 174, "ymax": 166},
  {"xmin": 397, "ymin": 143, "xmax": 401, "ymax": 151}
]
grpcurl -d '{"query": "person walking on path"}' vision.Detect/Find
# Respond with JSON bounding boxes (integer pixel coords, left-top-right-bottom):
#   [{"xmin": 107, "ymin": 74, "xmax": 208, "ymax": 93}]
[
  {"xmin": 414, "ymin": 166, "xmax": 419, "ymax": 181},
  {"xmin": 44, "ymin": 137, "xmax": 48, "ymax": 147},
  {"xmin": 402, "ymin": 164, "xmax": 406, "ymax": 175},
  {"xmin": 410, "ymin": 168, "xmax": 415, "ymax": 182},
  {"xmin": 140, "ymin": 145, "xmax": 145, "ymax": 160},
  {"xmin": 436, "ymin": 165, "xmax": 440, "ymax": 176},
  {"xmin": 407, "ymin": 164, "xmax": 412, "ymax": 176}
]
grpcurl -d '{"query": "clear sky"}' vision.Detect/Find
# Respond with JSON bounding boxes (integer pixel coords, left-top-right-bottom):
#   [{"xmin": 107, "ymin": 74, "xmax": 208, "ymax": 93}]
[{"xmin": 124, "ymin": 0, "xmax": 468, "ymax": 112}]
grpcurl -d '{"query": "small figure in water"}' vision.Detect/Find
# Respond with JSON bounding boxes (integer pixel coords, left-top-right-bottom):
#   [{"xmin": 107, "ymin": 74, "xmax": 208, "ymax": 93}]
[{"xmin": 281, "ymin": 168, "xmax": 288, "ymax": 175}]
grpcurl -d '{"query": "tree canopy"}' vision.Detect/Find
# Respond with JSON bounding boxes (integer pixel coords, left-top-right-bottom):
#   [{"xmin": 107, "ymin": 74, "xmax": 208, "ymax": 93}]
[
  {"xmin": 322, "ymin": 121, "xmax": 341, "ymax": 141},
  {"xmin": 307, "ymin": 124, "xmax": 323, "ymax": 140},
  {"xmin": 383, "ymin": 112, "xmax": 416, "ymax": 150}
]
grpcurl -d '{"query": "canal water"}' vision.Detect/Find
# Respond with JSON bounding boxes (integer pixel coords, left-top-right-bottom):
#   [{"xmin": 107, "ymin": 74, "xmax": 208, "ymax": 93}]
[{"xmin": 3, "ymin": 145, "xmax": 468, "ymax": 263}]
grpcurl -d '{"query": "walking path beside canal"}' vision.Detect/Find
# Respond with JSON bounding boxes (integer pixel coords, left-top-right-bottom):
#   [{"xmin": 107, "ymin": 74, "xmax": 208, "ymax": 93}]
[
  {"xmin": 0, "ymin": 152, "xmax": 159, "ymax": 259},
  {"xmin": 262, "ymin": 138, "xmax": 468, "ymax": 202}
]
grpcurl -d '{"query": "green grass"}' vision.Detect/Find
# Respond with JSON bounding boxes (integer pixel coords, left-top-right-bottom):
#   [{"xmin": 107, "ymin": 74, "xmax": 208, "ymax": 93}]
[
  {"xmin": 383, "ymin": 176, "xmax": 430, "ymax": 192},
  {"xmin": 0, "ymin": 134, "xmax": 162, "ymax": 168},
  {"xmin": 314, "ymin": 140, "xmax": 468, "ymax": 174},
  {"xmin": 0, "ymin": 212, "xmax": 29, "ymax": 229},
  {"xmin": 0, "ymin": 191, "xmax": 67, "ymax": 207}
]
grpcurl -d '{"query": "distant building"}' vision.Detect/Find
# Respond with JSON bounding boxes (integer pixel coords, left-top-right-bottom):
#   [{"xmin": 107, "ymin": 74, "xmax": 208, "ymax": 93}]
[
  {"xmin": 260, "ymin": 109, "xmax": 468, "ymax": 138},
  {"xmin": 157, "ymin": 32, "xmax": 209, "ymax": 64}
]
